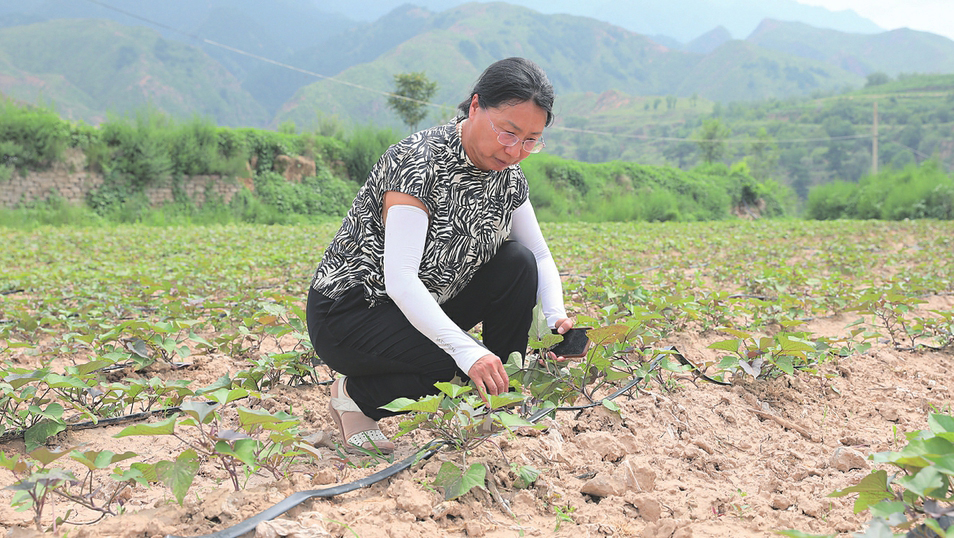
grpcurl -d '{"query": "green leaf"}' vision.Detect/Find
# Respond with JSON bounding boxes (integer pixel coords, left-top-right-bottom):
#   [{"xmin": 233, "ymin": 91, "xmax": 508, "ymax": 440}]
[
  {"xmin": 929, "ymin": 414, "xmax": 954, "ymax": 435},
  {"xmin": 28, "ymin": 447, "xmax": 71, "ymax": 466},
  {"xmin": 586, "ymin": 325, "xmax": 630, "ymax": 345},
  {"xmin": 719, "ymin": 328, "xmax": 752, "ymax": 339},
  {"xmin": 70, "ymin": 450, "xmax": 137, "ymax": 471},
  {"xmin": 130, "ymin": 462, "xmax": 158, "ymax": 483},
  {"xmin": 708, "ymin": 339, "xmax": 741, "ymax": 353},
  {"xmin": 381, "ymin": 394, "xmax": 443, "ymax": 414},
  {"xmin": 513, "ymin": 465, "xmax": 540, "ymax": 489},
  {"xmin": 494, "ymin": 411, "xmax": 534, "ymax": 430},
  {"xmin": 206, "ymin": 387, "xmax": 248, "ymax": 404},
  {"xmin": 24, "ymin": 420, "xmax": 66, "ymax": 452},
  {"xmin": 214, "ymin": 439, "xmax": 260, "ymax": 468},
  {"xmin": 195, "ymin": 374, "xmax": 233, "ymax": 395},
  {"xmin": 127, "ymin": 338, "xmax": 151, "ymax": 359},
  {"xmin": 486, "ymin": 391, "xmax": 523, "ymax": 409},
  {"xmin": 777, "ymin": 334, "xmax": 816, "ymax": 354},
  {"xmin": 45, "ymin": 374, "xmax": 91, "ymax": 390},
  {"xmin": 896, "ymin": 466, "xmax": 947, "ymax": 498},
  {"xmin": 774, "ymin": 355, "xmax": 795, "ymax": 376},
  {"xmin": 76, "ymin": 359, "xmax": 114, "ymax": 376},
  {"xmin": 180, "ymin": 401, "xmax": 219, "ymax": 424},
  {"xmin": 236, "ymin": 407, "xmax": 283, "ymax": 427},
  {"xmin": 868, "ymin": 500, "xmax": 908, "ymax": 519},
  {"xmin": 930, "ymin": 454, "xmax": 954, "ymax": 476},
  {"xmin": 155, "ymin": 449, "xmax": 200, "ymax": 505},
  {"xmin": 602, "ymin": 399, "xmax": 621, "ymax": 413},
  {"xmin": 528, "ymin": 303, "xmax": 550, "ymax": 341},
  {"xmin": 433, "ymin": 462, "xmax": 486, "ymax": 501},
  {"xmin": 112, "ymin": 467, "xmax": 148, "ymax": 487},
  {"xmin": 435, "ymin": 382, "xmax": 471, "ymax": 399},
  {"xmin": 828, "ymin": 470, "xmax": 894, "ymax": 513},
  {"xmin": 115, "ymin": 414, "xmax": 178, "ymax": 437}
]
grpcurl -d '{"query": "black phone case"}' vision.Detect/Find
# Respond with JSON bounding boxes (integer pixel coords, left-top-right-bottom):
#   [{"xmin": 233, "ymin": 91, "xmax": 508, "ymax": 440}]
[{"xmin": 550, "ymin": 328, "xmax": 590, "ymax": 357}]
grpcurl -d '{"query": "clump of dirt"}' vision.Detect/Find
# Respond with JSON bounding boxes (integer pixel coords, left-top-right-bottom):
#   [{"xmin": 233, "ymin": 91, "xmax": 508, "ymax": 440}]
[{"xmin": 1, "ymin": 305, "xmax": 952, "ymax": 538}]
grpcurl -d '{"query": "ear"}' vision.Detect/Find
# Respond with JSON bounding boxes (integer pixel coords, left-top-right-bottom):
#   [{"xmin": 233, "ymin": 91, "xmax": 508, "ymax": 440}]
[{"xmin": 468, "ymin": 94, "xmax": 479, "ymax": 117}]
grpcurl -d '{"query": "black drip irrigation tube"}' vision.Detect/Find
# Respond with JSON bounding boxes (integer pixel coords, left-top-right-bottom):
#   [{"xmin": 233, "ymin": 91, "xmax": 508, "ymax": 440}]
[{"xmin": 165, "ymin": 347, "xmax": 728, "ymax": 538}]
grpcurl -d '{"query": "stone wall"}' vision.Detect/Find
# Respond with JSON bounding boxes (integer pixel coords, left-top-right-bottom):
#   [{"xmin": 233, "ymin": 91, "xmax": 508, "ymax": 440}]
[{"xmin": 0, "ymin": 149, "xmax": 246, "ymax": 209}]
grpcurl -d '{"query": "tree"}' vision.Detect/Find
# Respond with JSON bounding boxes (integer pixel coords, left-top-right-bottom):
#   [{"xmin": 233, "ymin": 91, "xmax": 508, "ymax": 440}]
[
  {"xmin": 746, "ymin": 127, "xmax": 779, "ymax": 180},
  {"xmin": 865, "ymin": 72, "xmax": 891, "ymax": 88},
  {"xmin": 387, "ymin": 72, "xmax": 438, "ymax": 133},
  {"xmin": 694, "ymin": 118, "xmax": 730, "ymax": 164}
]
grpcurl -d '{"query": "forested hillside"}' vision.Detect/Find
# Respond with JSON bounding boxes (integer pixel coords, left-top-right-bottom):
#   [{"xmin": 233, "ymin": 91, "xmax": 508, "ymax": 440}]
[
  {"xmin": 547, "ymin": 74, "xmax": 954, "ymax": 195},
  {"xmin": 0, "ymin": 19, "xmax": 267, "ymax": 126}
]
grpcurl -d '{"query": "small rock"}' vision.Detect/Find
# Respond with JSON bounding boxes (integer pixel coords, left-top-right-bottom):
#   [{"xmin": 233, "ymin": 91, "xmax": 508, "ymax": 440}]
[
  {"xmin": 771, "ymin": 494, "xmax": 794, "ymax": 510},
  {"xmin": 255, "ymin": 518, "xmax": 331, "ymax": 538},
  {"xmin": 387, "ymin": 479, "xmax": 433, "ymax": 520},
  {"xmin": 629, "ymin": 495, "xmax": 662, "ymax": 522},
  {"xmin": 582, "ymin": 474, "xmax": 623, "ymax": 498},
  {"xmin": 831, "ymin": 447, "xmax": 869, "ymax": 472},
  {"xmin": 619, "ymin": 457, "xmax": 657, "ymax": 492},
  {"xmin": 879, "ymin": 407, "xmax": 900, "ymax": 422}
]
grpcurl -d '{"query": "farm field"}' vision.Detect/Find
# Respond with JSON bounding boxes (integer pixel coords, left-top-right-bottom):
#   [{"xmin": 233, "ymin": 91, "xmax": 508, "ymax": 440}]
[{"xmin": 1, "ymin": 219, "xmax": 953, "ymax": 538}]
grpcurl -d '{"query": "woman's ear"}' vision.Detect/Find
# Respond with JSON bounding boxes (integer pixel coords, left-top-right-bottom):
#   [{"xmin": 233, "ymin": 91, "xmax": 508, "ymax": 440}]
[{"xmin": 469, "ymin": 94, "xmax": 479, "ymax": 117}]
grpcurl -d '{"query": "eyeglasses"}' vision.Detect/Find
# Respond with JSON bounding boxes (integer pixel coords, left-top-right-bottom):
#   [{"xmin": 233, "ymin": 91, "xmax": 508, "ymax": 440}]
[{"xmin": 487, "ymin": 118, "xmax": 546, "ymax": 154}]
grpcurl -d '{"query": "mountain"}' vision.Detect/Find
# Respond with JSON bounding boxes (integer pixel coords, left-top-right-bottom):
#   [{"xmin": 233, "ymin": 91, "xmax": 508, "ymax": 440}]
[
  {"xmin": 677, "ymin": 39, "xmax": 860, "ymax": 102},
  {"xmin": 686, "ymin": 26, "xmax": 733, "ymax": 54},
  {"xmin": 242, "ymin": 4, "xmax": 437, "ymax": 116},
  {"xmin": 747, "ymin": 19, "xmax": 954, "ymax": 76},
  {"xmin": 273, "ymin": 3, "xmax": 862, "ymax": 130},
  {"xmin": 0, "ymin": 18, "xmax": 268, "ymax": 126},
  {"xmin": 273, "ymin": 3, "xmax": 701, "ymax": 130},
  {"xmin": 313, "ymin": 0, "xmax": 884, "ymax": 43}
]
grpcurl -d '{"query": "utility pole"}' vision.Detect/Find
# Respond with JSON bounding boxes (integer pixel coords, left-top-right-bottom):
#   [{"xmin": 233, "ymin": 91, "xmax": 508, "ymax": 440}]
[{"xmin": 872, "ymin": 101, "xmax": 879, "ymax": 176}]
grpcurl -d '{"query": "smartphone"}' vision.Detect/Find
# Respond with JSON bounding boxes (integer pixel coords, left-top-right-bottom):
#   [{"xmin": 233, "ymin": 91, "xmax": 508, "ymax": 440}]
[{"xmin": 549, "ymin": 327, "xmax": 591, "ymax": 358}]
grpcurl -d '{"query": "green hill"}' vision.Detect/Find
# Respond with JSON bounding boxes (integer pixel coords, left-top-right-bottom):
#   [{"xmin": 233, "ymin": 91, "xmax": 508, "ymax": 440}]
[
  {"xmin": 0, "ymin": 18, "xmax": 268, "ymax": 126},
  {"xmin": 677, "ymin": 39, "xmax": 861, "ymax": 101},
  {"xmin": 747, "ymin": 19, "xmax": 954, "ymax": 76},
  {"xmin": 274, "ymin": 3, "xmax": 864, "ymax": 131},
  {"xmin": 548, "ymin": 74, "xmax": 954, "ymax": 198}
]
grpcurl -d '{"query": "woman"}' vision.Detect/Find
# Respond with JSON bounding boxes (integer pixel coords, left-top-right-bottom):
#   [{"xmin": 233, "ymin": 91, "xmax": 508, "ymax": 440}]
[{"xmin": 307, "ymin": 57, "xmax": 573, "ymax": 454}]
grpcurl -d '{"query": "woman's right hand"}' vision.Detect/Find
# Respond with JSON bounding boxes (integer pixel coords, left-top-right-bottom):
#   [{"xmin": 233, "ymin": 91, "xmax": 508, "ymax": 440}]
[{"xmin": 468, "ymin": 353, "xmax": 509, "ymax": 403}]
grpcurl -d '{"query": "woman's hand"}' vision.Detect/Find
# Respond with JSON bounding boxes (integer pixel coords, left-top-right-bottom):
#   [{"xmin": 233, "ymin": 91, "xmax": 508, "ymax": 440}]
[
  {"xmin": 552, "ymin": 317, "xmax": 574, "ymax": 334},
  {"xmin": 468, "ymin": 353, "xmax": 509, "ymax": 403}
]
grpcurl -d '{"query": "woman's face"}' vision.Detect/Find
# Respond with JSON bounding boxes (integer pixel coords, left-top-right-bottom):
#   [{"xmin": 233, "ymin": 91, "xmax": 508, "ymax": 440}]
[{"xmin": 464, "ymin": 94, "xmax": 547, "ymax": 172}]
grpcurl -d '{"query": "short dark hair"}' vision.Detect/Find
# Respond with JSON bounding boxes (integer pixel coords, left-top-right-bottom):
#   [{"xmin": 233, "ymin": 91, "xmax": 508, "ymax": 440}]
[{"xmin": 457, "ymin": 57, "xmax": 555, "ymax": 127}]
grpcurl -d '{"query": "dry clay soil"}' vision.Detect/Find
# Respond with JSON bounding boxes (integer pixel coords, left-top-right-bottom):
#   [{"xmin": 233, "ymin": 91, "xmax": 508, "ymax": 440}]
[{"xmin": 2, "ymin": 296, "xmax": 953, "ymax": 538}]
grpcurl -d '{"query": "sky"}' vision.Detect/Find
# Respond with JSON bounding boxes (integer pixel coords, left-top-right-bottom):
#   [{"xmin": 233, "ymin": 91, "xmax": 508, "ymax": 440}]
[{"xmin": 793, "ymin": 0, "xmax": 954, "ymax": 41}]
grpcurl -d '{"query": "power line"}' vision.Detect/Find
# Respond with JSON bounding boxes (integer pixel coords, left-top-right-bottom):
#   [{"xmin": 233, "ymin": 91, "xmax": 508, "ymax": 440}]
[
  {"xmin": 81, "ymin": 0, "xmax": 445, "ymax": 110},
  {"xmin": 553, "ymin": 125, "xmax": 872, "ymax": 144},
  {"xmin": 77, "ymin": 0, "xmax": 939, "ymax": 154}
]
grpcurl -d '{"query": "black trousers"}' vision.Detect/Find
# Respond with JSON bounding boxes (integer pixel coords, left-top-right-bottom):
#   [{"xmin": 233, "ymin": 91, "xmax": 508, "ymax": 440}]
[{"xmin": 306, "ymin": 241, "xmax": 538, "ymax": 420}]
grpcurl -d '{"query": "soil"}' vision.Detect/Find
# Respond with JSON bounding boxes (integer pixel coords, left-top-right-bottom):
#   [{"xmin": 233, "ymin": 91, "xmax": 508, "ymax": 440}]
[{"xmin": 1, "ymin": 299, "xmax": 952, "ymax": 538}]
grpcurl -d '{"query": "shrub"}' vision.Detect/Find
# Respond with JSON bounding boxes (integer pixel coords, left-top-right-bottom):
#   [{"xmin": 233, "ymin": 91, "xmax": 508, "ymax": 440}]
[
  {"xmin": 806, "ymin": 160, "xmax": 954, "ymax": 220},
  {"xmin": 805, "ymin": 180, "xmax": 859, "ymax": 220},
  {"xmin": 342, "ymin": 125, "xmax": 399, "ymax": 182},
  {"xmin": 0, "ymin": 99, "xmax": 70, "ymax": 170}
]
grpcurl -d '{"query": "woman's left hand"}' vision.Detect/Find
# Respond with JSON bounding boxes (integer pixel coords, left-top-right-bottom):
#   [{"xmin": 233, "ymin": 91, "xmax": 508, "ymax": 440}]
[{"xmin": 552, "ymin": 317, "xmax": 574, "ymax": 334}]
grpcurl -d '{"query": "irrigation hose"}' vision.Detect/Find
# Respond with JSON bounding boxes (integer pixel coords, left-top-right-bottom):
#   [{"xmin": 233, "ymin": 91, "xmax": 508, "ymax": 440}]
[
  {"xmin": 164, "ymin": 440, "xmax": 448, "ymax": 538},
  {"xmin": 167, "ymin": 347, "xmax": 732, "ymax": 538}
]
